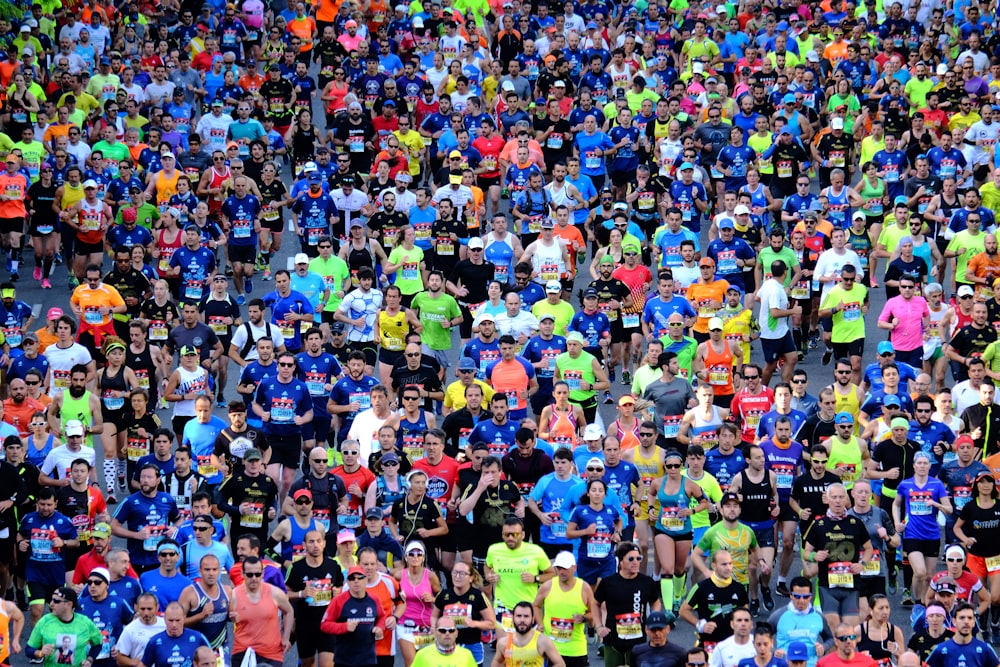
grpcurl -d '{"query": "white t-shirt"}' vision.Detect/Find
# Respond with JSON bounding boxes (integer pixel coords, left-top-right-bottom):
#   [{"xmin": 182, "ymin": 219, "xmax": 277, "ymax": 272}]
[
  {"xmin": 41, "ymin": 445, "xmax": 96, "ymax": 481},
  {"xmin": 709, "ymin": 636, "xmax": 756, "ymax": 667},
  {"xmin": 756, "ymin": 278, "xmax": 791, "ymax": 339},
  {"xmin": 347, "ymin": 409, "xmax": 389, "ymax": 464},
  {"xmin": 45, "ymin": 342, "xmax": 93, "ymax": 398},
  {"xmin": 116, "ymin": 617, "xmax": 167, "ymax": 660},
  {"xmin": 229, "ymin": 320, "xmax": 287, "ymax": 362},
  {"xmin": 813, "ymin": 248, "xmax": 865, "ymax": 299}
]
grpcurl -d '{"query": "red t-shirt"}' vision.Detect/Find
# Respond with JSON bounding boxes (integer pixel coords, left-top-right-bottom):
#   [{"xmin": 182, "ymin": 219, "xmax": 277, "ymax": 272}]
[{"xmin": 412, "ymin": 455, "xmax": 460, "ymax": 521}]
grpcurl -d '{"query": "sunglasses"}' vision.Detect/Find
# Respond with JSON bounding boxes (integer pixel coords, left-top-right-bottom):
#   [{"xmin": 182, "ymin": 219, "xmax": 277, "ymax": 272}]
[
  {"xmin": 407, "ymin": 550, "xmax": 424, "ymax": 557},
  {"xmin": 665, "ymin": 463, "xmax": 681, "ymax": 469},
  {"xmin": 836, "ymin": 635, "xmax": 856, "ymax": 642},
  {"xmin": 87, "ymin": 579, "xmax": 106, "ymax": 585},
  {"xmin": 278, "ymin": 362, "xmax": 295, "ymax": 367},
  {"xmin": 194, "ymin": 525, "xmax": 211, "ymax": 531},
  {"xmin": 791, "ymin": 592, "xmax": 811, "ymax": 599},
  {"xmin": 586, "ymin": 466, "xmax": 604, "ymax": 472},
  {"xmin": 437, "ymin": 628, "xmax": 457, "ymax": 634},
  {"xmin": 244, "ymin": 571, "xmax": 263, "ymax": 578},
  {"xmin": 812, "ymin": 459, "xmax": 828, "ymax": 464},
  {"xmin": 295, "ymin": 498, "xmax": 313, "ymax": 504},
  {"xmin": 405, "ymin": 352, "xmax": 421, "ymax": 357},
  {"xmin": 343, "ymin": 451, "xmax": 359, "ymax": 455},
  {"xmin": 382, "ymin": 460, "xmax": 399, "ymax": 467}
]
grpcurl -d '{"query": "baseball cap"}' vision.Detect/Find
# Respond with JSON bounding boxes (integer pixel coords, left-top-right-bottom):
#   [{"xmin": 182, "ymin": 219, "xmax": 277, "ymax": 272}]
[
  {"xmin": 583, "ymin": 287, "xmax": 599, "ymax": 299},
  {"xmin": 404, "ymin": 540, "xmax": 425, "ymax": 554},
  {"xmin": 787, "ymin": 642, "xmax": 810, "ymax": 662},
  {"xmin": 583, "ymin": 424, "xmax": 603, "ymax": 441},
  {"xmin": 337, "ymin": 530, "xmax": 357, "ymax": 544},
  {"xmin": 330, "ymin": 321, "xmax": 346, "ymax": 334},
  {"xmin": 346, "ymin": 565, "xmax": 365, "ymax": 578},
  {"xmin": 935, "ymin": 576, "xmax": 957, "ymax": 594},
  {"xmin": 82, "ymin": 179, "xmax": 98, "ymax": 189},
  {"xmin": 646, "ymin": 611, "xmax": 675, "ymax": 629},
  {"xmin": 720, "ymin": 491, "xmax": 741, "ymax": 505},
  {"xmin": 458, "ymin": 357, "xmax": 477, "ymax": 371},
  {"xmin": 553, "ymin": 551, "xmax": 576, "ymax": 569},
  {"xmin": 734, "ymin": 204, "xmax": 750, "ymax": 216},
  {"xmin": 958, "ymin": 284, "xmax": 975, "ymax": 297},
  {"xmin": 292, "ymin": 489, "xmax": 313, "ymax": 501},
  {"xmin": 449, "ymin": 173, "xmax": 463, "ymax": 185},
  {"xmin": 294, "ymin": 253, "xmax": 310, "ymax": 265},
  {"xmin": 308, "ymin": 171, "xmax": 323, "ymax": 184},
  {"xmin": 806, "ymin": 50, "xmax": 820, "ymax": 62},
  {"xmin": 545, "ymin": 280, "xmax": 562, "ymax": 293},
  {"xmin": 699, "ymin": 257, "xmax": 715, "ymax": 268},
  {"xmin": 835, "ymin": 412, "xmax": 854, "ymax": 425},
  {"xmin": 708, "ymin": 317, "xmax": 724, "ymax": 331},
  {"xmin": 65, "ymin": 420, "xmax": 85, "ymax": 437},
  {"xmin": 365, "ymin": 506, "xmax": 385, "ymax": 520},
  {"xmin": 679, "ymin": 161, "xmax": 694, "ymax": 171},
  {"xmin": 831, "ymin": 117, "xmax": 845, "ymax": 130},
  {"xmin": 477, "ymin": 312, "xmax": 495, "ymax": 323},
  {"xmin": 586, "ymin": 456, "xmax": 605, "ymax": 470},
  {"xmin": 91, "ymin": 523, "xmax": 111, "ymax": 539},
  {"xmin": 883, "ymin": 394, "xmax": 902, "ymax": 408},
  {"xmin": 47, "ymin": 307, "xmax": 63, "ymax": 320},
  {"xmin": 538, "ymin": 313, "xmax": 556, "ymax": 322},
  {"xmin": 783, "ymin": 92, "xmax": 796, "ymax": 104},
  {"xmin": 877, "ymin": 341, "xmax": 894, "ymax": 356},
  {"xmin": 566, "ymin": 331, "xmax": 586, "ymax": 344},
  {"xmin": 468, "ymin": 237, "xmax": 484, "ymax": 249},
  {"xmin": 180, "ymin": 345, "xmax": 198, "ymax": 357},
  {"xmin": 540, "ymin": 218, "xmax": 555, "ymax": 229},
  {"xmin": 718, "ymin": 219, "xmax": 735, "ymax": 230}
]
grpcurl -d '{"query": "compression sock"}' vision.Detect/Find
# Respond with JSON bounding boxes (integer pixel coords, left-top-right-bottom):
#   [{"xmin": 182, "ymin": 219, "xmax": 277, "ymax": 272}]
[
  {"xmin": 103, "ymin": 459, "xmax": 116, "ymax": 492},
  {"xmin": 673, "ymin": 573, "xmax": 686, "ymax": 604},
  {"xmin": 660, "ymin": 577, "xmax": 673, "ymax": 610},
  {"xmin": 10, "ymin": 244, "xmax": 20, "ymax": 273},
  {"xmin": 42, "ymin": 255, "xmax": 52, "ymax": 279},
  {"xmin": 793, "ymin": 327, "xmax": 803, "ymax": 352},
  {"xmin": 116, "ymin": 458, "xmax": 126, "ymax": 482}
]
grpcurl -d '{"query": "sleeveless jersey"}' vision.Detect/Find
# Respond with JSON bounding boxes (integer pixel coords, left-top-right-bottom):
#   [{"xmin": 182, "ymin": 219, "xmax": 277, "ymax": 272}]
[
  {"xmin": 632, "ymin": 447, "xmax": 664, "ymax": 510},
  {"xmin": 703, "ymin": 341, "xmax": 734, "ymax": 396},
  {"xmin": 154, "ymin": 170, "xmax": 181, "ymax": 205},
  {"xmin": 505, "ymin": 630, "xmax": 545, "ymax": 667},
  {"xmin": 190, "ymin": 581, "xmax": 230, "ymax": 648},
  {"xmin": 77, "ymin": 199, "xmax": 106, "ymax": 244},
  {"xmin": 654, "ymin": 476, "xmax": 692, "ymax": 535},
  {"xmin": 542, "ymin": 578, "xmax": 587, "ymax": 657},
  {"xmin": 378, "ymin": 310, "xmax": 409, "ymax": 352},
  {"xmin": 547, "ymin": 405, "xmax": 578, "ymax": 450},
  {"xmin": 738, "ymin": 470, "xmax": 774, "ymax": 524}
]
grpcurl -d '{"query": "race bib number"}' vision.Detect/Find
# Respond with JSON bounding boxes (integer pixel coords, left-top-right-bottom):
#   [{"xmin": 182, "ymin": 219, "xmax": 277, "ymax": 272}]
[
  {"xmin": 622, "ymin": 313, "xmax": 640, "ymax": 328},
  {"xmin": 586, "ymin": 533, "xmax": 612, "ymax": 559},
  {"xmin": 862, "ymin": 550, "xmax": 882, "ymax": 576},
  {"xmin": 126, "ymin": 437, "xmax": 149, "ymax": 461},
  {"xmin": 270, "ymin": 397, "xmax": 295, "ymax": 423},
  {"xmin": 549, "ymin": 617, "xmax": 574, "ymax": 642},
  {"xmin": 563, "ymin": 370, "xmax": 582, "ymax": 391},
  {"xmin": 143, "ymin": 525, "xmax": 167, "ymax": 550},
  {"xmin": 30, "ymin": 528, "xmax": 55, "ymax": 554},
  {"xmin": 615, "ymin": 612, "xmax": 642, "ymax": 640},
  {"xmin": 828, "ymin": 561, "xmax": 854, "ymax": 588},
  {"xmin": 659, "ymin": 506, "xmax": 685, "ymax": 531},
  {"xmin": 197, "ymin": 455, "xmax": 218, "ymax": 477},
  {"xmin": 663, "ymin": 415, "xmax": 682, "ymax": 438},
  {"xmin": 150, "ymin": 320, "xmax": 168, "ymax": 340},
  {"xmin": 240, "ymin": 503, "xmax": 264, "ymax": 528},
  {"xmin": 909, "ymin": 490, "xmax": 932, "ymax": 515}
]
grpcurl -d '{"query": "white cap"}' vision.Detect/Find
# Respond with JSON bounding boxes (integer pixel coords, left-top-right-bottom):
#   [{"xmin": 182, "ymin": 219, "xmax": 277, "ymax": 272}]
[
  {"xmin": 553, "ymin": 551, "xmax": 576, "ymax": 569},
  {"xmin": 806, "ymin": 50, "xmax": 820, "ymax": 62},
  {"xmin": 303, "ymin": 161, "xmax": 318, "ymax": 173},
  {"xmin": 65, "ymin": 420, "xmax": 85, "ymax": 437},
  {"xmin": 958, "ymin": 284, "xmax": 975, "ymax": 297},
  {"xmin": 692, "ymin": 62, "xmax": 704, "ymax": 74},
  {"xmin": 294, "ymin": 253, "xmax": 310, "ymax": 264},
  {"xmin": 852, "ymin": 211, "xmax": 866, "ymax": 221},
  {"xmin": 82, "ymin": 179, "xmax": 99, "ymax": 189},
  {"xmin": 583, "ymin": 424, "xmax": 603, "ymax": 441},
  {"xmin": 412, "ymin": 16, "xmax": 424, "ymax": 27},
  {"xmin": 937, "ymin": 63, "xmax": 949, "ymax": 76},
  {"xmin": 734, "ymin": 204, "xmax": 750, "ymax": 215},
  {"xmin": 467, "ymin": 237, "xmax": 484, "ymax": 249},
  {"xmin": 545, "ymin": 280, "xmax": 562, "ymax": 293},
  {"xmin": 586, "ymin": 456, "xmax": 605, "ymax": 469},
  {"xmin": 501, "ymin": 80, "xmax": 515, "ymax": 92},
  {"xmin": 831, "ymin": 117, "xmax": 845, "ymax": 130}
]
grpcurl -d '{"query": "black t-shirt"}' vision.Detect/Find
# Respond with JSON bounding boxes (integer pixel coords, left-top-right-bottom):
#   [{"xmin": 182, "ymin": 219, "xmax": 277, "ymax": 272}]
[
  {"xmin": 949, "ymin": 323, "xmax": 998, "ymax": 358},
  {"xmin": 909, "ymin": 628, "xmax": 955, "ymax": 663},
  {"xmin": 433, "ymin": 586, "xmax": 491, "ymax": 645},
  {"xmin": 633, "ymin": 640, "xmax": 689, "ymax": 667},
  {"xmin": 958, "ymin": 498, "xmax": 1000, "ymax": 557},
  {"xmin": 288, "ymin": 472, "xmax": 347, "ymax": 527},
  {"xmin": 871, "ymin": 439, "xmax": 920, "ymax": 495},
  {"xmin": 390, "ymin": 364, "xmax": 443, "ymax": 413},
  {"xmin": 884, "ymin": 257, "xmax": 929, "ymax": 299},
  {"xmin": 441, "ymin": 409, "xmax": 488, "ymax": 458},
  {"xmin": 449, "ymin": 259, "xmax": 497, "ymax": 306},
  {"xmin": 390, "ymin": 495, "xmax": 442, "ymax": 539},
  {"xmin": 463, "ymin": 480, "xmax": 521, "ymax": 553},
  {"xmin": 790, "ymin": 470, "xmax": 841, "ymax": 527},
  {"xmin": 213, "ymin": 425, "xmax": 270, "ymax": 478},
  {"xmin": 287, "ymin": 556, "xmax": 345, "ymax": 621},
  {"xmin": 166, "ymin": 322, "xmax": 220, "ymax": 362},
  {"xmin": 804, "ymin": 514, "xmax": 871, "ymax": 589},
  {"xmin": 593, "ymin": 573, "xmax": 663, "ymax": 651},
  {"xmin": 798, "ymin": 414, "xmax": 837, "ymax": 448}
]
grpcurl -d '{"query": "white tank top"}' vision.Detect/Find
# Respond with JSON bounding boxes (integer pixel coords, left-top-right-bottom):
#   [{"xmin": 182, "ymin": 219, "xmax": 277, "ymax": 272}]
[
  {"xmin": 531, "ymin": 239, "xmax": 566, "ymax": 284},
  {"xmin": 173, "ymin": 366, "xmax": 209, "ymax": 418},
  {"xmin": 927, "ymin": 302, "xmax": 946, "ymax": 344},
  {"xmin": 546, "ymin": 181, "xmax": 577, "ymax": 211}
]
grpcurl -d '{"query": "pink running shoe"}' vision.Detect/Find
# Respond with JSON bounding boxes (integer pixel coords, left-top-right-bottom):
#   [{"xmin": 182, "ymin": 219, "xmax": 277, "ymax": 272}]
[
  {"xmin": 33, "ymin": 267, "xmax": 41, "ymax": 281},
  {"xmin": 41, "ymin": 279, "xmax": 52, "ymax": 289}
]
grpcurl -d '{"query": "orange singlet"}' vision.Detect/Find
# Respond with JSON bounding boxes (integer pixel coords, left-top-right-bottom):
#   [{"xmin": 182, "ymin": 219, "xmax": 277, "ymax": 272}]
[
  {"xmin": 548, "ymin": 404, "xmax": 579, "ymax": 449},
  {"xmin": 703, "ymin": 340, "xmax": 735, "ymax": 398},
  {"xmin": 614, "ymin": 418, "xmax": 641, "ymax": 452}
]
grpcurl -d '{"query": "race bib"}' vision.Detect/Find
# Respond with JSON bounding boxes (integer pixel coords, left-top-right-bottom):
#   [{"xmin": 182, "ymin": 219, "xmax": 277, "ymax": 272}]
[
  {"xmin": 240, "ymin": 503, "xmax": 264, "ymax": 528},
  {"xmin": 828, "ymin": 561, "xmax": 854, "ymax": 588},
  {"xmin": 615, "ymin": 612, "xmax": 642, "ymax": 640}
]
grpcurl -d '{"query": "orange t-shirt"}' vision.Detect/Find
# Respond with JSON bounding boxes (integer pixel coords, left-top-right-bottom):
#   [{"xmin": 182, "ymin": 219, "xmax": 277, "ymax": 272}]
[
  {"xmin": 0, "ymin": 171, "xmax": 29, "ymax": 219},
  {"xmin": 687, "ymin": 279, "xmax": 730, "ymax": 333},
  {"xmin": 553, "ymin": 224, "xmax": 586, "ymax": 273},
  {"xmin": 34, "ymin": 326, "xmax": 58, "ymax": 354},
  {"xmin": 286, "ymin": 17, "xmax": 317, "ymax": 52},
  {"xmin": 486, "ymin": 358, "xmax": 532, "ymax": 412},
  {"xmin": 70, "ymin": 283, "xmax": 125, "ymax": 329},
  {"xmin": 967, "ymin": 251, "xmax": 1000, "ymax": 300}
]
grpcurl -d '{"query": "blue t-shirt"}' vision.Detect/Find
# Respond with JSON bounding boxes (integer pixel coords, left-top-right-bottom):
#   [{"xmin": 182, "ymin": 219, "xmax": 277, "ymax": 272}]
[
  {"xmin": 860, "ymin": 391, "xmax": 915, "ymax": 420},
  {"xmin": 19, "ymin": 510, "xmax": 78, "ymax": 585},
  {"xmin": 112, "ymin": 492, "xmax": 181, "ymax": 569},
  {"xmin": 926, "ymin": 639, "xmax": 999, "ymax": 667},
  {"xmin": 106, "ymin": 223, "xmax": 154, "ymax": 252},
  {"xmin": 603, "ymin": 461, "xmax": 640, "ymax": 525},
  {"xmin": 574, "ymin": 131, "xmax": 615, "ymax": 177},
  {"xmin": 179, "ymin": 539, "xmax": 235, "ymax": 578},
  {"xmin": 169, "ymin": 247, "xmax": 217, "ymax": 303},
  {"xmin": 221, "ymin": 194, "xmax": 262, "ymax": 247},
  {"xmin": 253, "ymin": 376, "xmax": 313, "ymax": 437},
  {"xmin": 469, "ymin": 418, "xmax": 519, "ymax": 458},
  {"xmin": 262, "ymin": 289, "xmax": 313, "ymax": 351},
  {"xmin": 522, "ymin": 334, "xmax": 566, "ymax": 388},
  {"xmin": 78, "ymin": 593, "xmax": 133, "ymax": 665},
  {"xmin": 642, "ymin": 296, "xmax": 696, "ymax": 339},
  {"xmin": 567, "ymin": 311, "xmax": 611, "ymax": 352},
  {"xmin": 463, "ymin": 338, "xmax": 501, "ymax": 381},
  {"xmin": 704, "ymin": 448, "xmax": 746, "ymax": 491},
  {"xmin": 529, "ymin": 473, "xmax": 580, "ymax": 545},
  {"xmin": 141, "ymin": 628, "xmax": 209, "ymax": 667},
  {"xmin": 568, "ymin": 503, "xmax": 621, "ymax": 565},
  {"xmin": 182, "ymin": 416, "xmax": 228, "ymax": 485},
  {"xmin": 139, "ymin": 569, "xmax": 194, "ymax": 611},
  {"xmin": 756, "ymin": 409, "xmax": 808, "ymax": 441},
  {"xmin": 863, "ymin": 360, "xmax": 919, "ymax": 393},
  {"xmin": 296, "ymin": 351, "xmax": 343, "ymax": 415},
  {"xmin": 896, "ymin": 477, "xmax": 948, "ymax": 540},
  {"xmin": 707, "ymin": 238, "xmax": 756, "ymax": 290},
  {"xmin": 329, "ymin": 374, "xmax": 380, "ymax": 439}
]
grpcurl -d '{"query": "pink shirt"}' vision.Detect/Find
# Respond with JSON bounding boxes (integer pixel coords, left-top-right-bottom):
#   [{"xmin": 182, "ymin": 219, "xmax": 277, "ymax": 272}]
[{"xmin": 879, "ymin": 295, "xmax": 930, "ymax": 352}]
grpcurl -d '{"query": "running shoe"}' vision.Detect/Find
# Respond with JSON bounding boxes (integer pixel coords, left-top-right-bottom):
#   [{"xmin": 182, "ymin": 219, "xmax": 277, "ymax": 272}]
[
  {"xmin": 822, "ymin": 349, "xmax": 833, "ymax": 366},
  {"xmin": 604, "ymin": 391, "xmax": 613, "ymax": 405},
  {"xmin": 245, "ymin": 276, "xmax": 253, "ymax": 294},
  {"xmin": 262, "ymin": 269, "xmax": 272, "ymax": 281},
  {"xmin": 749, "ymin": 598, "xmax": 760, "ymax": 616},
  {"xmin": 608, "ymin": 367, "xmax": 615, "ymax": 383},
  {"xmin": 621, "ymin": 370, "xmax": 631, "ymax": 386},
  {"xmin": 41, "ymin": 279, "xmax": 52, "ymax": 289},
  {"xmin": 775, "ymin": 581, "xmax": 790, "ymax": 597},
  {"xmin": 901, "ymin": 589, "xmax": 913, "ymax": 607},
  {"xmin": 33, "ymin": 267, "xmax": 41, "ymax": 281},
  {"xmin": 236, "ymin": 294, "xmax": 246, "ymax": 306},
  {"xmin": 761, "ymin": 586, "xmax": 775, "ymax": 611}
]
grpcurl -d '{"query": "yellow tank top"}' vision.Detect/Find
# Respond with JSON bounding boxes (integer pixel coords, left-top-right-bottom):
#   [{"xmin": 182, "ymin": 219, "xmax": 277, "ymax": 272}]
[
  {"xmin": 61, "ymin": 182, "xmax": 85, "ymax": 212},
  {"xmin": 505, "ymin": 630, "xmax": 545, "ymax": 667},
  {"xmin": 826, "ymin": 435, "xmax": 863, "ymax": 489},
  {"xmin": 833, "ymin": 383, "xmax": 862, "ymax": 435},
  {"xmin": 632, "ymin": 446, "xmax": 664, "ymax": 506},
  {"xmin": 748, "ymin": 133, "xmax": 775, "ymax": 174},
  {"xmin": 542, "ymin": 579, "xmax": 587, "ymax": 657},
  {"xmin": 378, "ymin": 309, "xmax": 409, "ymax": 351},
  {"xmin": 155, "ymin": 169, "xmax": 181, "ymax": 205}
]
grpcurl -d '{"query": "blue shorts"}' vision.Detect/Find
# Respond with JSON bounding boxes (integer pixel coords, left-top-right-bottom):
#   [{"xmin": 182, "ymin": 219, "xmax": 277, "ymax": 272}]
[
  {"xmin": 692, "ymin": 526, "xmax": 708, "ymax": 548},
  {"xmin": 577, "ymin": 557, "xmax": 616, "ymax": 585}
]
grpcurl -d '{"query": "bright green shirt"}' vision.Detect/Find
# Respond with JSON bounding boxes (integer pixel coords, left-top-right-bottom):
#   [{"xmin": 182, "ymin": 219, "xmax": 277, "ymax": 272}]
[
  {"xmin": 757, "ymin": 246, "xmax": 799, "ymax": 288},
  {"xmin": 28, "ymin": 612, "xmax": 103, "ymax": 667},
  {"xmin": 12, "ymin": 139, "xmax": 46, "ymax": 182},
  {"xmin": 485, "ymin": 540, "xmax": 551, "ymax": 611},
  {"xmin": 309, "ymin": 255, "xmax": 351, "ymax": 312},
  {"xmin": 905, "ymin": 76, "xmax": 936, "ymax": 110},
  {"xmin": 684, "ymin": 470, "xmax": 723, "ymax": 529},
  {"xmin": 949, "ymin": 230, "xmax": 987, "ymax": 285},
  {"xmin": 819, "ymin": 283, "xmax": 869, "ymax": 343},
  {"xmin": 116, "ymin": 202, "xmax": 160, "ymax": 231},
  {"xmin": 694, "ymin": 521, "xmax": 757, "ymax": 585},
  {"xmin": 531, "ymin": 299, "xmax": 576, "ymax": 338},
  {"xmin": 387, "ymin": 245, "xmax": 424, "ymax": 295},
  {"xmin": 411, "ymin": 291, "xmax": 461, "ymax": 351}
]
